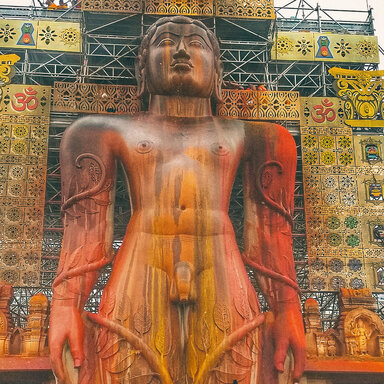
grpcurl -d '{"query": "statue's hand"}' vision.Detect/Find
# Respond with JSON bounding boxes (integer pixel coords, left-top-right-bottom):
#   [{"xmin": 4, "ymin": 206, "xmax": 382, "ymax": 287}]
[
  {"xmin": 272, "ymin": 302, "xmax": 305, "ymax": 383},
  {"xmin": 49, "ymin": 304, "xmax": 84, "ymax": 383}
]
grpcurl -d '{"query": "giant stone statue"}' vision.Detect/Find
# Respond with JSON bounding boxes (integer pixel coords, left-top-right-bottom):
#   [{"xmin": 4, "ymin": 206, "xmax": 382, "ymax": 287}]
[{"xmin": 49, "ymin": 16, "xmax": 305, "ymax": 384}]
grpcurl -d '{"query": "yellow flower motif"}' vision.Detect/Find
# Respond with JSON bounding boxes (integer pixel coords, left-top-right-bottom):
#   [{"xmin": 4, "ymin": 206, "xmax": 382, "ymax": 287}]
[
  {"xmin": 320, "ymin": 135, "xmax": 334, "ymax": 149},
  {"xmin": 321, "ymin": 151, "xmax": 335, "ymax": 165},
  {"xmin": 276, "ymin": 37, "xmax": 294, "ymax": 54}
]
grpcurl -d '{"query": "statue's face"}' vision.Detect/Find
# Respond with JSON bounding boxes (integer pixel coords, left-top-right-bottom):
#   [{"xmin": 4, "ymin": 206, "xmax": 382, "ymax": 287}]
[{"xmin": 146, "ymin": 22, "xmax": 215, "ymax": 98}]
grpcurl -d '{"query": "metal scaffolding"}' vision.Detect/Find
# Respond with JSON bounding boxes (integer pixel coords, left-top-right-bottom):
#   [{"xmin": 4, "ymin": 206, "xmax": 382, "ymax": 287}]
[{"xmin": 0, "ymin": 1, "xmax": 382, "ymax": 330}]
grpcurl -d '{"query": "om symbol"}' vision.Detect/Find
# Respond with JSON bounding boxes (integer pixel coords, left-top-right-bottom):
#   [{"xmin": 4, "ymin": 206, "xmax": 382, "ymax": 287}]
[
  {"xmin": 11, "ymin": 87, "xmax": 38, "ymax": 112},
  {"xmin": 311, "ymin": 99, "xmax": 336, "ymax": 123}
]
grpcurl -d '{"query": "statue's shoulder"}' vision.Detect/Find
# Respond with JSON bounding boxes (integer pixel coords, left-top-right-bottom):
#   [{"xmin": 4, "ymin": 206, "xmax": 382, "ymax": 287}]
[{"xmin": 243, "ymin": 120, "xmax": 291, "ymax": 137}]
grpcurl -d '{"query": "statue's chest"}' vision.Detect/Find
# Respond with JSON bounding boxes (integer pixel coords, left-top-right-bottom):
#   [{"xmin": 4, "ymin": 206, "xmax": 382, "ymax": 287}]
[{"xmin": 122, "ymin": 129, "xmax": 242, "ymax": 172}]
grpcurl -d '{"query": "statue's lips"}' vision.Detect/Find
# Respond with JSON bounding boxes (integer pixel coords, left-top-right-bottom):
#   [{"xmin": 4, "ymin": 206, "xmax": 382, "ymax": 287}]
[{"xmin": 171, "ymin": 60, "xmax": 193, "ymax": 71}]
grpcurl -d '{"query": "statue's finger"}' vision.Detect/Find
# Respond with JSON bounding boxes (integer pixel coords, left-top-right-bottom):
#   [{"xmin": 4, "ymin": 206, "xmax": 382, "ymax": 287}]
[
  {"xmin": 68, "ymin": 312, "xmax": 85, "ymax": 367},
  {"xmin": 49, "ymin": 331, "xmax": 66, "ymax": 383},
  {"xmin": 292, "ymin": 339, "xmax": 305, "ymax": 381},
  {"xmin": 273, "ymin": 336, "xmax": 289, "ymax": 372}
]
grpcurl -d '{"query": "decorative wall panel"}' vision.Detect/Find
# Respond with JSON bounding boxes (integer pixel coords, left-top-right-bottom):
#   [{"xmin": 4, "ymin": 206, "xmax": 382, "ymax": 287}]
[
  {"xmin": 301, "ymin": 97, "xmax": 384, "ymax": 291},
  {"xmin": 145, "ymin": 0, "xmax": 213, "ymax": 16},
  {"xmin": 272, "ymin": 32, "xmax": 315, "ymax": 62},
  {"xmin": 0, "ymin": 19, "xmax": 81, "ymax": 53},
  {"xmin": 0, "ymin": 85, "xmax": 51, "ymax": 287},
  {"xmin": 82, "ymin": 0, "xmax": 142, "ymax": 13},
  {"xmin": 329, "ymin": 68, "xmax": 384, "ymax": 127},
  {"xmin": 214, "ymin": 0, "xmax": 275, "ymax": 19},
  {"xmin": 273, "ymin": 32, "xmax": 379, "ymax": 64},
  {"xmin": 52, "ymin": 82, "xmax": 140, "ymax": 115},
  {"xmin": 217, "ymin": 89, "xmax": 300, "ymax": 121}
]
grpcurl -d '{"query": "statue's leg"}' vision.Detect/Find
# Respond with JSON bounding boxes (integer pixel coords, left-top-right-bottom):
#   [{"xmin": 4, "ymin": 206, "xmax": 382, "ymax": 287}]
[
  {"xmin": 185, "ymin": 239, "xmax": 263, "ymax": 384},
  {"xmin": 90, "ymin": 263, "xmax": 176, "ymax": 384}
]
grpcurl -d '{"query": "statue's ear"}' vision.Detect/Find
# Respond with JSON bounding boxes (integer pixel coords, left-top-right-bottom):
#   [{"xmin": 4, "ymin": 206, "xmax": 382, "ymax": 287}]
[
  {"xmin": 214, "ymin": 62, "xmax": 224, "ymax": 103},
  {"xmin": 136, "ymin": 68, "xmax": 146, "ymax": 99},
  {"xmin": 135, "ymin": 58, "xmax": 146, "ymax": 99}
]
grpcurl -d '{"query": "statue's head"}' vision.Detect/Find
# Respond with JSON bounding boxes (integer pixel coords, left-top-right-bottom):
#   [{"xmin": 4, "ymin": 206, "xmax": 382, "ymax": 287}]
[{"xmin": 137, "ymin": 16, "xmax": 223, "ymax": 100}]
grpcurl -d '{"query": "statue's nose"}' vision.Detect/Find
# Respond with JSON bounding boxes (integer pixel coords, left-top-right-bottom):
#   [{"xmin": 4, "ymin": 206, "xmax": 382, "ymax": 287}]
[{"xmin": 173, "ymin": 39, "xmax": 190, "ymax": 60}]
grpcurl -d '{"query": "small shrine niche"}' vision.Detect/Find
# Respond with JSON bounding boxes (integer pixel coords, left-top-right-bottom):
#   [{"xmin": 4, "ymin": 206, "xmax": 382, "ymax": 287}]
[
  {"xmin": 0, "ymin": 286, "xmax": 49, "ymax": 357},
  {"xmin": 304, "ymin": 288, "xmax": 384, "ymax": 359},
  {"xmin": 365, "ymin": 143, "xmax": 381, "ymax": 162}
]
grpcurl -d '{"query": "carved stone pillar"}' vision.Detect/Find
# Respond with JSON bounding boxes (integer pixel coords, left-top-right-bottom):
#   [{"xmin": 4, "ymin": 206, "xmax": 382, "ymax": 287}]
[
  {"xmin": 22, "ymin": 293, "xmax": 49, "ymax": 356},
  {"xmin": 0, "ymin": 281, "xmax": 14, "ymax": 356}
]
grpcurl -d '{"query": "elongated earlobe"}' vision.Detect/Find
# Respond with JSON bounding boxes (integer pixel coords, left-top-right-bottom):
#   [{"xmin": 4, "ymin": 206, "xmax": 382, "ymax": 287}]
[
  {"xmin": 214, "ymin": 64, "xmax": 224, "ymax": 103},
  {"xmin": 137, "ymin": 68, "xmax": 146, "ymax": 99}
]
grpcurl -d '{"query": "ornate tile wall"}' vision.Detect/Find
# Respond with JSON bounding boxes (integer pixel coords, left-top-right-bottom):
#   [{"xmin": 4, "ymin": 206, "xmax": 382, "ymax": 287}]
[
  {"xmin": 301, "ymin": 97, "xmax": 384, "ymax": 291},
  {"xmin": 0, "ymin": 85, "xmax": 51, "ymax": 286}
]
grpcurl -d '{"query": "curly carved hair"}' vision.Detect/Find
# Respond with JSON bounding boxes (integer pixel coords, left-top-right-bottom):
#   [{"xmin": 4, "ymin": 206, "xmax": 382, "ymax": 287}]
[{"xmin": 136, "ymin": 16, "xmax": 223, "ymax": 100}]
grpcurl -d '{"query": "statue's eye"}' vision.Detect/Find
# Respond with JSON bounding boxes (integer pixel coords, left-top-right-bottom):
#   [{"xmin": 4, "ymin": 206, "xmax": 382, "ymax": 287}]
[
  {"xmin": 158, "ymin": 38, "xmax": 175, "ymax": 47},
  {"xmin": 189, "ymin": 40, "xmax": 204, "ymax": 48}
]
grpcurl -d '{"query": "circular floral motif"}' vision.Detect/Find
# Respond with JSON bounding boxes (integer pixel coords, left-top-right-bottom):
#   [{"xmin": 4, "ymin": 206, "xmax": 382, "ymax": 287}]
[
  {"xmin": 307, "ymin": 191, "xmax": 321, "ymax": 205},
  {"xmin": 321, "ymin": 152, "xmax": 335, "ymax": 165},
  {"xmin": 339, "ymin": 153, "xmax": 353, "ymax": 166},
  {"xmin": 13, "ymin": 125, "xmax": 28, "ymax": 138},
  {"xmin": 348, "ymin": 258, "xmax": 362, "ymax": 271},
  {"xmin": 12, "ymin": 141, "xmax": 27, "ymax": 155},
  {"xmin": 6, "ymin": 207, "xmax": 21, "ymax": 222},
  {"xmin": 28, "ymin": 182, "xmax": 44, "ymax": 197},
  {"xmin": 308, "ymin": 216, "xmax": 322, "ymax": 229},
  {"xmin": 39, "ymin": 26, "xmax": 57, "ymax": 45},
  {"xmin": 9, "ymin": 183, "xmax": 23, "ymax": 196},
  {"xmin": 303, "ymin": 152, "xmax": 318, "ymax": 165},
  {"xmin": 342, "ymin": 192, "xmax": 356, "ymax": 207},
  {"xmin": 303, "ymin": 135, "xmax": 317, "ymax": 148},
  {"xmin": 1, "ymin": 270, "xmax": 18, "ymax": 284},
  {"xmin": 323, "ymin": 176, "xmax": 336, "ymax": 189},
  {"xmin": 311, "ymin": 258, "xmax": 325, "ymax": 271},
  {"xmin": 346, "ymin": 234, "xmax": 360, "ymax": 247},
  {"xmin": 338, "ymin": 136, "xmax": 352, "ymax": 148},
  {"xmin": 330, "ymin": 276, "xmax": 346, "ymax": 290},
  {"xmin": 320, "ymin": 136, "xmax": 335, "ymax": 149},
  {"xmin": 325, "ymin": 192, "xmax": 338, "ymax": 205},
  {"xmin": 28, "ymin": 166, "xmax": 44, "ymax": 179},
  {"xmin": 26, "ymin": 208, "xmax": 41, "ymax": 221},
  {"xmin": 60, "ymin": 28, "xmax": 80, "ymax": 47},
  {"xmin": 356, "ymin": 40, "xmax": 378, "ymax": 58},
  {"xmin": 340, "ymin": 175, "xmax": 354, "ymax": 189},
  {"xmin": 345, "ymin": 216, "xmax": 358, "ymax": 229},
  {"xmin": 10, "ymin": 165, "xmax": 25, "ymax": 179},
  {"xmin": 32, "ymin": 126, "xmax": 45, "ymax": 139},
  {"xmin": 31, "ymin": 141, "xmax": 45, "ymax": 156},
  {"xmin": 329, "ymin": 258, "xmax": 344, "ymax": 272},
  {"xmin": 0, "ymin": 24, "xmax": 16, "ymax": 43},
  {"xmin": 22, "ymin": 271, "xmax": 38, "ymax": 285},
  {"xmin": 25, "ymin": 225, "xmax": 41, "ymax": 240},
  {"xmin": 23, "ymin": 252, "xmax": 39, "ymax": 265},
  {"xmin": 334, "ymin": 39, "xmax": 351, "ymax": 57},
  {"xmin": 327, "ymin": 216, "xmax": 341, "ymax": 230},
  {"xmin": 3, "ymin": 251, "xmax": 18, "ymax": 266},
  {"xmin": 295, "ymin": 38, "xmax": 313, "ymax": 56},
  {"xmin": 350, "ymin": 278, "xmax": 364, "ymax": 289},
  {"xmin": 5, "ymin": 224, "xmax": 21, "ymax": 239},
  {"xmin": 305, "ymin": 175, "xmax": 320, "ymax": 188},
  {"xmin": 327, "ymin": 233, "xmax": 342, "ymax": 247},
  {"xmin": 312, "ymin": 277, "xmax": 326, "ymax": 290}
]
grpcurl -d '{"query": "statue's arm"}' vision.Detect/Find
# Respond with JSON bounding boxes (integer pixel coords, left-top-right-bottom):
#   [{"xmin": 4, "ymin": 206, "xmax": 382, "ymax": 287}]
[
  {"xmin": 242, "ymin": 122, "xmax": 305, "ymax": 380},
  {"xmin": 49, "ymin": 118, "xmax": 118, "ymax": 382}
]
